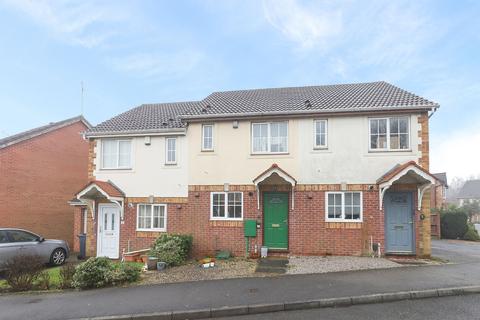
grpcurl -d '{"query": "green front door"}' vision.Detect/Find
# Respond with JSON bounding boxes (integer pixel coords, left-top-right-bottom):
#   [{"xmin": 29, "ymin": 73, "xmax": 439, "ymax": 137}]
[{"xmin": 263, "ymin": 192, "xmax": 288, "ymax": 250}]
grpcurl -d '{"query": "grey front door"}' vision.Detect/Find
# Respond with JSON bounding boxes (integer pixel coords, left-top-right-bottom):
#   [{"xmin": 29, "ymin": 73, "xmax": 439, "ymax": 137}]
[{"xmin": 385, "ymin": 192, "xmax": 414, "ymax": 253}]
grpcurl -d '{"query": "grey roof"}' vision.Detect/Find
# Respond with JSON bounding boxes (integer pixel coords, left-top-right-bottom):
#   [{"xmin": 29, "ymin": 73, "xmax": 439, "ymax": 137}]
[
  {"xmin": 433, "ymin": 172, "xmax": 448, "ymax": 186},
  {"xmin": 85, "ymin": 101, "xmax": 200, "ymax": 137},
  {"xmin": 0, "ymin": 115, "xmax": 91, "ymax": 149},
  {"xmin": 182, "ymin": 81, "xmax": 439, "ymax": 120},
  {"xmin": 87, "ymin": 81, "xmax": 439, "ymax": 136},
  {"xmin": 457, "ymin": 180, "xmax": 480, "ymax": 199}
]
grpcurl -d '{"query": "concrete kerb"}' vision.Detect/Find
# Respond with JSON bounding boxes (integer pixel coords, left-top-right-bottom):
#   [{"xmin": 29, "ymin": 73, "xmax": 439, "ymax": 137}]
[{"xmin": 77, "ymin": 285, "xmax": 480, "ymax": 320}]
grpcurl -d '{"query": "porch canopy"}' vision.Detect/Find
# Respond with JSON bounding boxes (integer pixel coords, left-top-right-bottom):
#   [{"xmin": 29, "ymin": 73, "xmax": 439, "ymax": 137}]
[
  {"xmin": 377, "ymin": 161, "xmax": 438, "ymax": 210},
  {"xmin": 75, "ymin": 180, "xmax": 125, "ymax": 220},
  {"xmin": 253, "ymin": 163, "xmax": 297, "ymax": 209}
]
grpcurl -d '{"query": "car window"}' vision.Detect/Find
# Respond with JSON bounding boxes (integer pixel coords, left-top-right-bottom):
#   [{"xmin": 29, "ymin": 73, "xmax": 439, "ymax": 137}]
[
  {"xmin": 0, "ymin": 231, "xmax": 8, "ymax": 243},
  {"xmin": 7, "ymin": 230, "xmax": 38, "ymax": 242}
]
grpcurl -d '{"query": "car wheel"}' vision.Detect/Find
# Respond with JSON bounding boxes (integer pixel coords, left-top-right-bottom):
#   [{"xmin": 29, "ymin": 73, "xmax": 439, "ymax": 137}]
[{"xmin": 50, "ymin": 248, "xmax": 66, "ymax": 266}]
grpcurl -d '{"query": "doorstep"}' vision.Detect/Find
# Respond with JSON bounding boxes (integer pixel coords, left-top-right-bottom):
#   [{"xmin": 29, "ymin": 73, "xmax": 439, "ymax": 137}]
[{"xmin": 255, "ymin": 257, "xmax": 289, "ymax": 274}]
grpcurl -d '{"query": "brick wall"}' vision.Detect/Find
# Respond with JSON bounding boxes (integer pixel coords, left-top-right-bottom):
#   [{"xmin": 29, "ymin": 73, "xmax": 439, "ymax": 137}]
[
  {"xmin": 0, "ymin": 121, "xmax": 89, "ymax": 247},
  {"xmin": 82, "ymin": 183, "xmax": 431, "ymax": 258}
]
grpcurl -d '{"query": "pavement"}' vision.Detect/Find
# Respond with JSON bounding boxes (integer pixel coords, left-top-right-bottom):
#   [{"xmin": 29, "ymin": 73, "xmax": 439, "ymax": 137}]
[
  {"xmin": 0, "ymin": 240, "xmax": 479, "ymax": 320},
  {"xmin": 213, "ymin": 294, "xmax": 480, "ymax": 320}
]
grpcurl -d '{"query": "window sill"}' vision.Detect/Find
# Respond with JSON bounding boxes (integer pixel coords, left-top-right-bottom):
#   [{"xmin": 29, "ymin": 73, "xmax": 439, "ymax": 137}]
[
  {"xmin": 99, "ymin": 167, "xmax": 133, "ymax": 171},
  {"xmin": 325, "ymin": 219, "xmax": 363, "ymax": 223},
  {"xmin": 164, "ymin": 163, "xmax": 177, "ymax": 166},
  {"xmin": 368, "ymin": 149, "xmax": 412, "ymax": 153},
  {"xmin": 201, "ymin": 149, "xmax": 215, "ymax": 152},
  {"xmin": 251, "ymin": 152, "xmax": 289, "ymax": 156},
  {"xmin": 136, "ymin": 229, "xmax": 167, "ymax": 232},
  {"xmin": 210, "ymin": 218, "xmax": 243, "ymax": 221},
  {"xmin": 313, "ymin": 146, "xmax": 328, "ymax": 151}
]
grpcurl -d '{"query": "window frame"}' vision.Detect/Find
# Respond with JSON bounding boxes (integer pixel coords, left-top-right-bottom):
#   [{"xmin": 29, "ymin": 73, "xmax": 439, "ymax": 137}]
[
  {"xmin": 251, "ymin": 121, "xmax": 289, "ymax": 154},
  {"xmin": 368, "ymin": 116, "xmax": 410, "ymax": 152},
  {"xmin": 210, "ymin": 192, "xmax": 244, "ymax": 221},
  {"xmin": 165, "ymin": 137, "xmax": 177, "ymax": 165},
  {"xmin": 100, "ymin": 139, "xmax": 132, "ymax": 170},
  {"xmin": 313, "ymin": 119, "xmax": 328, "ymax": 149},
  {"xmin": 325, "ymin": 191, "xmax": 363, "ymax": 222},
  {"xmin": 201, "ymin": 124, "xmax": 214, "ymax": 151},
  {"xmin": 136, "ymin": 204, "xmax": 167, "ymax": 232}
]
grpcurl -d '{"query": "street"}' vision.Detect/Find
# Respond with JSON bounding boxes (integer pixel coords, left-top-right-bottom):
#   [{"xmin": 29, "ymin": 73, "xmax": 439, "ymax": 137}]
[
  {"xmin": 0, "ymin": 240, "xmax": 479, "ymax": 320},
  {"xmin": 214, "ymin": 294, "xmax": 480, "ymax": 320}
]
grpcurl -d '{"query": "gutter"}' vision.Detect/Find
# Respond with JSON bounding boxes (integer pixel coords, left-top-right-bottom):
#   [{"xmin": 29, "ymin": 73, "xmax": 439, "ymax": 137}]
[
  {"xmin": 84, "ymin": 127, "xmax": 187, "ymax": 138},
  {"xmin": 179, "ymin": 105, "xmax": 439, "ymax": 122}
]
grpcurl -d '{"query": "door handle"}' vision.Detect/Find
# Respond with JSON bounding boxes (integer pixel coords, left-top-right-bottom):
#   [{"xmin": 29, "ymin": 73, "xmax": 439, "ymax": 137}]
[{"xmin": 272, "ymin": 224, "xmax": 280, "ymax": 228}]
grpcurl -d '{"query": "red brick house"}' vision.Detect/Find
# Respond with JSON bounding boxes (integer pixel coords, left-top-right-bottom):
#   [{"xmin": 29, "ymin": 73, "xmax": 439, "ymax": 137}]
[
  {"xmin": 73, "ymin": 82, "xmax": 440, "ymax": 259},
  {"xmin": 0, "ymin": 116, "xmax": 90, "ymax": 247}
]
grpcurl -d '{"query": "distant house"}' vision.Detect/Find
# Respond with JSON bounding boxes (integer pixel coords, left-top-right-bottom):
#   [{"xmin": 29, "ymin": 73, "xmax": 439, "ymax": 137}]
[
  {"xmin": 0, "ymin": 116, "xmax": 90, "ymax": 247},
  {"xmin": 73, "ymin": 81, "xmax": 440, "ymax": 259},
  {"xmin": 457, "ymin": 180, "xmax": 480, "ymax": 223}
]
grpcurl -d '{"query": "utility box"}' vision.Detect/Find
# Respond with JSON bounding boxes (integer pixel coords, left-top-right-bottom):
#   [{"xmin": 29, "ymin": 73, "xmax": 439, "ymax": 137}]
[{"xmin": 244, "ymin": 219, "xmax": 257, "ymax": 237}]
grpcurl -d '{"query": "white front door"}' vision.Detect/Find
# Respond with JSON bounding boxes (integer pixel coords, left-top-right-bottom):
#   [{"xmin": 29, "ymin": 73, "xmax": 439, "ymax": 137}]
[{"xmin": 97, "ymin": 204, "xmax": 120, "ymax": 259}]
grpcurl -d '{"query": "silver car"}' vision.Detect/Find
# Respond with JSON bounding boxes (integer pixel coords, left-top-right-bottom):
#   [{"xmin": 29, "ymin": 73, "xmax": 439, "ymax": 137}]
[{"xmin": 0, "ymin": 228, "xmax": 69, "ymax": 269}]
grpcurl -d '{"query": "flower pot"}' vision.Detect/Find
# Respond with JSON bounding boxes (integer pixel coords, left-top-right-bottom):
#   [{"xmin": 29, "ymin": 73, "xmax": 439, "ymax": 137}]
[
  {"xmin": 157, "ymin": 262, "xmax": 167, "ymax": 271},
  {"xmin": 147, "ymin": 257, "xmax": 159, "ymax": 270}
]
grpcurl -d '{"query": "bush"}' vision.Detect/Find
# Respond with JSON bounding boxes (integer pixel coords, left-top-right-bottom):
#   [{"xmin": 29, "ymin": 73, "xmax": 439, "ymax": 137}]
[
  {"xmin": 463, "ymin": 224, "xmax": 480, "ymax": 241},
  {"xmin": 59, "ymin": 263, "xmax": 76, "ymax": 289},
  {"xmin": 72, "ymin": 258, "xmax": 142, "ymax": 290},
  {"xmin": 113, "ymin": 263, "xmax": 142, "ymax": 283},
  {"xmin": 440, "ymin": 206, "xmax": 468, "ymax": 239},
  {"xmin": 2, "ymin": 255, "xmax": 44, "ymax": 291},
  {"xmin": 37, "ymin": 271, "xmax": 51, "ymax": 290},
  {"xmin": 149, "ymin": 234, "xmax": 193, "ymax": 266},
  {"xmin": 72, "ymin": 257, "xmax": 115, "ymax": 289}
]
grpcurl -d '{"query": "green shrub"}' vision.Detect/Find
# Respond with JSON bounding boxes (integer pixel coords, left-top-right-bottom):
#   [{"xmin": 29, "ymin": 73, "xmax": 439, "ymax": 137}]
[
  {"xmin": 2, "ymin": 255, "xmax": 44, "ymax": 291},
  {"xmin": 463, "ymin": 224, "xmax": 480, "ymax": 241},
  {"xmin": 72, "ymin": 258, "xmax": 142, "ymax": 290},
  {"xmin": 72, "ymin": 257, "xmax": 114, "ymax": 289},
  {"xmin": 113, "ymin": 263, "xmax": 142, "ymax": 283},
  {"xmin": 440, "ymin": 206, "xmax": 468, "ymax": 239},
  {"xmin": 59, "ymin": 263, "xmax": 76, "ymax": 289},
  {"xmin": 149, "ymin": 234, "xmax": 193, "ymax": 266}
]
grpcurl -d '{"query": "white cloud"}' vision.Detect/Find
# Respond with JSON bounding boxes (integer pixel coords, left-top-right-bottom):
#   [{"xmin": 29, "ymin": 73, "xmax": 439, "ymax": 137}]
[
  {"xmin": 108, "ymin": 51, "xmax": 204, "ymax": 79},
  {"xmin": 262, "ymin": 0, "xmax": 342, "ymax": 50},
  {"xmin": 431, "ymin": 126, "xmax": 480, "ymax": 179},
  {"xmin": 1, "ymin": 0, "xmax": 128, "ymax": 48}
]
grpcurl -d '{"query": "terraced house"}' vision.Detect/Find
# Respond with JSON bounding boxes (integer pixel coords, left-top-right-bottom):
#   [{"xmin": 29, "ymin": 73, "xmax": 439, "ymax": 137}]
[{"xmin": 73, "ymin": 81, "xmax": 439, "ymax": 259}]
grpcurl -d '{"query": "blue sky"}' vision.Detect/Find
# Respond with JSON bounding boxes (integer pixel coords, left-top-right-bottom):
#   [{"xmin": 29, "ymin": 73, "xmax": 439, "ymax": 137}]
[{"xmin": 0, "ymin": 0, "xmax": 479, "ymax": 179}]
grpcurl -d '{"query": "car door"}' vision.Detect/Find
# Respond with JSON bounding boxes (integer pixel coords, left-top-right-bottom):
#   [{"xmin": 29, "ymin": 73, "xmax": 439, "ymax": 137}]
[
  {"xmin": 6, "ymin": 230, "xmax": 44, "ymax": 262},
  {"xmin": 0, "ymin": 230, "xmax": 15, "ymax": 267}
]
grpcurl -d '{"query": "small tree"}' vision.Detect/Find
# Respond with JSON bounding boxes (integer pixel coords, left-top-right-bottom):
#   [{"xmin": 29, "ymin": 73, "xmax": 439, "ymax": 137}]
[
  {"xmin": 460, "ymin": 200, "xmax": 480, "ymax": 222},
  {"xmin": 440, "ymin": 205, "xmax": 468, "ymax": 239}
]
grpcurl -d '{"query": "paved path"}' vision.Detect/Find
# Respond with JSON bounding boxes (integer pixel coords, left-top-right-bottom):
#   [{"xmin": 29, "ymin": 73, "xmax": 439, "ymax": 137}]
[{"xmin": 0, "ymin": 240, "xmax": 478, "ymax": 320}]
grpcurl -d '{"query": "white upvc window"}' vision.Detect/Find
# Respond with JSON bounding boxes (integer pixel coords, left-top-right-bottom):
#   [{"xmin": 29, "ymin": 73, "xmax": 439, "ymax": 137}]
[
  {"xmin": 101, "ymin": 139, "xmax": 132, "ymax": 169},
  {"xmin": 137, "ymin": 204, "xmax": 167, "ymax": 231},
  {"xmin": 210, "ymin": 192, "xmax": 243, "ymax": 220},
  {"xmin": 165, "ymin": 137, "xmax": 177, "ymax": 164},
  {"xmin": 369, "ymin": 117, "xmax": 409, "ymax": 151},
  {"xmin": 314, "ymin": 119, "xmax": 328, "ymax": 149},
  {"xmin": 251, "ymin": 121, "xmax": 288, "ymax": 154},
  {"xmin": 325, "ymin": 192, "xmax": 362, "ymax": 222},
  {"xmin": 202, "ymin": 124, "xmax": 214, "ymax": 151}
]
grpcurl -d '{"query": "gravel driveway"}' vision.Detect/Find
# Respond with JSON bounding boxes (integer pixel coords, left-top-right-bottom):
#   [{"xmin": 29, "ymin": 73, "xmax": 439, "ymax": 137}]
[{"xmin": 287, "ymin": 256, "xmax": 402, "ymax": 274}]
